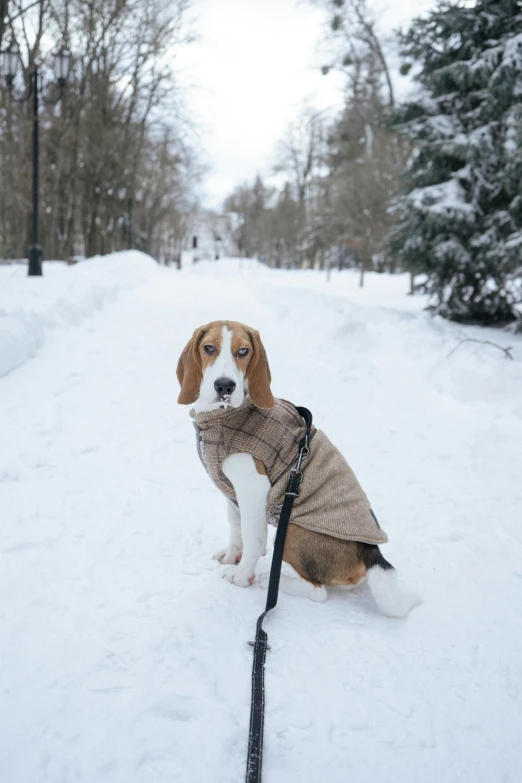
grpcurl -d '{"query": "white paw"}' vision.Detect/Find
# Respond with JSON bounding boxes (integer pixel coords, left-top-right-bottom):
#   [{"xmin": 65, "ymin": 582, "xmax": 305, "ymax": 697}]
[
  {"xmin": 222, "ymin": 565, "xmax": 255, "ymax": 587},
  {"xmin": 258, "ymin": 570, "xmax": 270, "ymax": 590},
  {"xmin": 212, "ymin": 546, "xmax": 242, "ymax": 565}
]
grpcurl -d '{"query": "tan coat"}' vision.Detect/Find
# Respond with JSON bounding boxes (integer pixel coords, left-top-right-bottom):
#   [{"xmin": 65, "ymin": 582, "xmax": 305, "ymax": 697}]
[{"xmin": 190, "ymin": 397, "xmax": 388, "ymax": 546}]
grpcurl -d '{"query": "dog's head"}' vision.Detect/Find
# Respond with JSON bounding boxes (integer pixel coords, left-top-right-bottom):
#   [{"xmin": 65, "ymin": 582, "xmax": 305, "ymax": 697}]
[{"xmin": 176, "ymin": 321, "xmax": 274, "ymax": 412}]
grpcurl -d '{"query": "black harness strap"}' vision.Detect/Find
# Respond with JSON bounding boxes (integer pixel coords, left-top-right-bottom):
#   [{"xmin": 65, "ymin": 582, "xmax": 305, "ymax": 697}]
[{"xmin": 245, "ymin": 406, "xmax": 313, "ymax": 783}]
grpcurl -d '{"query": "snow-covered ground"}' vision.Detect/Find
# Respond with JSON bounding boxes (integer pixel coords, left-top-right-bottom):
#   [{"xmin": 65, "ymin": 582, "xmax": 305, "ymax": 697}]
[
  {"xmin": 1, "ymin": 254, "xmax": 521, "ymax": 783},
  {"xmin": 0, "ymin": 252, "xmax": 155, "ymax": 378}
]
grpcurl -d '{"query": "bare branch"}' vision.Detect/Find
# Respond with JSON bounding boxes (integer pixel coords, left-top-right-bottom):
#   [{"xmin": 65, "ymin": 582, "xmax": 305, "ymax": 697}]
[{"xmin": 447, "ymin": 333, "xmax": 514, "ymax": 360}]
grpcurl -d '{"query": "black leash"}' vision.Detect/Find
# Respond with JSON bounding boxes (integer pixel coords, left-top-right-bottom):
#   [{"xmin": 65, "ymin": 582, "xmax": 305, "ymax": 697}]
[{"xmin": 245, "ymin": 406, "xmax": 313, "ymax": 783}]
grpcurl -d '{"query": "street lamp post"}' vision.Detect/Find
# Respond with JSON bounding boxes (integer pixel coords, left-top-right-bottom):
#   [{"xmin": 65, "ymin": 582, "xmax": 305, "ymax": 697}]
[{"xmin": 2, "ymin": 43, "xmax": 71, "ymax": 276}]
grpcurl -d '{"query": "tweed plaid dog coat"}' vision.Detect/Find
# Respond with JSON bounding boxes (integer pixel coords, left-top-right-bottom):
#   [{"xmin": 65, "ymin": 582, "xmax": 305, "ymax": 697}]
[{"xmin": 190, "ymin": 396, "xmax": 387, "ymax": 545}]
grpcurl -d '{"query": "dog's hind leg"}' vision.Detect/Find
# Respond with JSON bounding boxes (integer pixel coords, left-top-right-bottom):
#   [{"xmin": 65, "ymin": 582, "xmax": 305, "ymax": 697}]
[{"xmin": 260, "ymin": 563, "xmax": 327, "ymax": 603}]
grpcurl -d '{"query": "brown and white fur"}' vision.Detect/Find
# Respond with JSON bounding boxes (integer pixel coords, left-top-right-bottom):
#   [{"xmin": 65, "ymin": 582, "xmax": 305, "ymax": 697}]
[{"xmin": 177, "ymin": 320, "xmax": 420, "ymax": 618}]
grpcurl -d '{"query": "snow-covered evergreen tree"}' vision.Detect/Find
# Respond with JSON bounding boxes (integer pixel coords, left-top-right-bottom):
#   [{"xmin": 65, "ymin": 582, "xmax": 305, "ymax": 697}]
[{"xmin": 389, "ymin": 0, "xmax": 522, "ymax": 326}]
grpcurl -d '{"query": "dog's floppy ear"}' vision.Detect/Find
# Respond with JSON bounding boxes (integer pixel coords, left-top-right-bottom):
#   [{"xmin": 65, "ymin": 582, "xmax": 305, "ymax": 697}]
[
  {"xmin": 177, "ymin": 326, "xmax": 206, "ymax": 404},
  {"xmin": 247, "ymin": 328, "xmax": 274, "ymax": 409}
]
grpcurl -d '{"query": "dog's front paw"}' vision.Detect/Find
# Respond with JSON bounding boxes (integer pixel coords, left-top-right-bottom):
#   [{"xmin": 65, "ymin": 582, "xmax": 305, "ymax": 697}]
[
  {"xmin": 258, "ymin": 568, "xmax": 270, "ymax": 590},
  {"xmin": 222, "ymin": 565, "xmax": 255, "ymax": 587},
  {"xmin": 213, "ymin": 546, "xmax": 242, "ymax": 565}
]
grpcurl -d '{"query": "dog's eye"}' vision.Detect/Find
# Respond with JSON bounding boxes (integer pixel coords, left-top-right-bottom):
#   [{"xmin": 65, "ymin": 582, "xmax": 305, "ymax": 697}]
[
  {"xmin": 203, "ymin": 344, "xmax": 216, "ymax": 355},
  {"xmin": 237, "ymin": 347, "xmax": 249, "ymax": 358}
]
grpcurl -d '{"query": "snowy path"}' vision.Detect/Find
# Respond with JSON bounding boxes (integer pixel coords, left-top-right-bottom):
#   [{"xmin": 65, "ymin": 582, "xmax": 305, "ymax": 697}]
[{"xmin": 1, "ymin": 258, "xmax": 522, "ymax": 783}]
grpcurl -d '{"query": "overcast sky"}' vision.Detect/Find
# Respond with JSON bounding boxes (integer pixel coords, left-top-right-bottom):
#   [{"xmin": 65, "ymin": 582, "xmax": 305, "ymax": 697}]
[{"xmin": 177, "ymin": 0, "xmax": 435, "ymax": 209}]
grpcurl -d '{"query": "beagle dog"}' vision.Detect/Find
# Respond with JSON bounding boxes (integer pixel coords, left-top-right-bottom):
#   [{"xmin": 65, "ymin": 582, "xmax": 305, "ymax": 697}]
[{"xmin": 177, "ymin": 320, "xmax": 420, "ymax": 617}]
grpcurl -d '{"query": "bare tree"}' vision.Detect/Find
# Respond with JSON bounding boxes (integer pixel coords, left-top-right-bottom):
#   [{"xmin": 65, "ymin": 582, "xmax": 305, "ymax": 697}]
[
  {"xmin": 275, "ymin": 108, "xmax": 326, "ymax": 206},
  {"xmin": 225, "ymin": 176, "xmax": 273, "ymax": 260},
  {"xmin": 326, "ymin": 100, "xmax": 408, "ymax": 285},
  {"xmin": 221, "ymin": 1, "xmax": 406, "ymax": 275},
  {"xmin": 318, "ymin": 0, "xmax": 394, "ymax": 107},
  {"xmin": 0, "ymin": 0, "xmax": 198, "ymax": 262}
]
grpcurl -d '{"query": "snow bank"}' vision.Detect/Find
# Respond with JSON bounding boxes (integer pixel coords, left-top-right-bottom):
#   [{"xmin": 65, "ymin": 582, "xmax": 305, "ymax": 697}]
[{"xmin": 0, "ymin": 251, "xmax": 157, "ymax": 378}]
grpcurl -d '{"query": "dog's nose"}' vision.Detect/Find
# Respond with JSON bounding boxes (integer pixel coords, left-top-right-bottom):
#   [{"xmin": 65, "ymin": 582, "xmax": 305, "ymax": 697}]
[{"xmin": 214, "ymin": 377, "xmax": 236, "ymax": 396}]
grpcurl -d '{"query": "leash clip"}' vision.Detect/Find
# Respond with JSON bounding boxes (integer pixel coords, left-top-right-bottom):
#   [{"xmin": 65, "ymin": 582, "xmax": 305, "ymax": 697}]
[
  {"xmin": 295, "ymin": 445, "xmax": 309, "ymax": 472},
  {"xmin": 295, "ymin": 431, "xmax": 310, "ymax": 471},
  {"xmin": 286, "ymin": 439, "xmax": 310, "ymax": 497}
]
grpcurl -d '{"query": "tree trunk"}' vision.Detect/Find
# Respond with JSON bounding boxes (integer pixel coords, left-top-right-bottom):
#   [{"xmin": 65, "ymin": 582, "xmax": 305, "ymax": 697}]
[
  {"xmin": 359, "ymin": 256, "xmax": 366, "ymax": 288},
  {"xmin": 359, "ymin": 238, "xmax": 371, "ymax": 288}
]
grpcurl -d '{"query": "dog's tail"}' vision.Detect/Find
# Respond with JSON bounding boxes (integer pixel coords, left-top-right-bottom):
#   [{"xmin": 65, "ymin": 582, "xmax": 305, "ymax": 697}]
[{"xmin": 363, "ymin": 546, "xmax": 421, "ymax": 618}]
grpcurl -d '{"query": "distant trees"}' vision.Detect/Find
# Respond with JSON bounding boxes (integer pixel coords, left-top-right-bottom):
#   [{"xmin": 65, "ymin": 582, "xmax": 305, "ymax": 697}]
[
  {"xmin": 224, "ymin": 0, "xmax": 522, "ymax": 332},
  {"xmin": 224, "ymin": 176, "xmax": 273, "ymax": 260},
  {"xmin": 224, "ymin": 0, "xmax": 406, "ymax": 276},
  {"xmin": 0, "ymin": 0, "xmax": 197, "ymax": 262},
  {"xmin": 389, "ymin": 0, "xmax": 522, "ymax": 327},
  {"xmin": 270, "ymin": 182, "xmax": 301, "ymax": 268},
  {"xmin": 224, "ymin": 104, "xmax": 407, "ymax": 274},
  {"xmin": 327, "ymin": 104, "xmax": 408, "ymax": 284}
]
